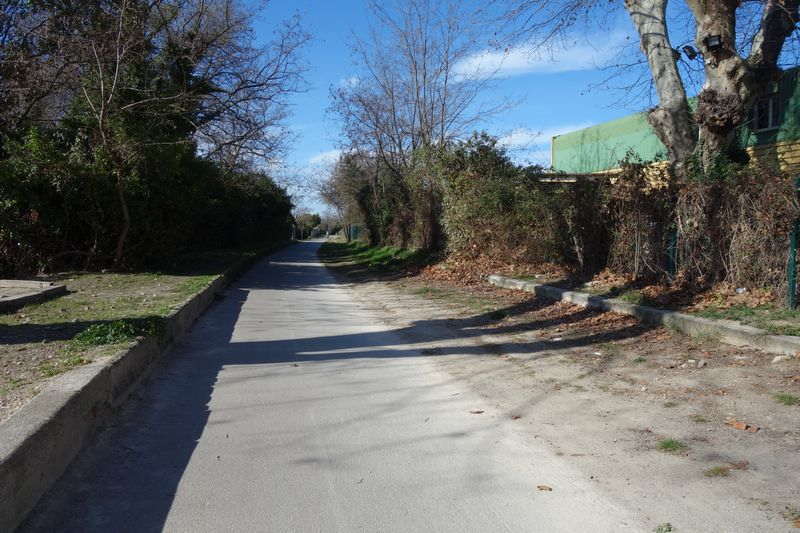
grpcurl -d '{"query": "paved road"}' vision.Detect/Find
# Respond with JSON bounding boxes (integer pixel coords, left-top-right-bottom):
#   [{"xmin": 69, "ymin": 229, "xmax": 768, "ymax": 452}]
[{"xmin": 23, "ymin": 241, "xmax": 644, "ymax": 532}]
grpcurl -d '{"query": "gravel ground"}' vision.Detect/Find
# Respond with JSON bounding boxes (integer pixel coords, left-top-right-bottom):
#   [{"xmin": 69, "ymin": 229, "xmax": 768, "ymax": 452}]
[{"xmin": 340, "ymin": 269, "xmax": 800, "ymax": 531}]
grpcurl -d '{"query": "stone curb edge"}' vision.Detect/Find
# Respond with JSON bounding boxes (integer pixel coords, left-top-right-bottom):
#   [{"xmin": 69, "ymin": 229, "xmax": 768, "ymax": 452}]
[
  {"xmin": 488, "ymin": 274, "xmax": 800, "ymax": 357},
  {"xmin": 0, "ymin": 242, "xmax": 290, "ymax": 532},
  {"xmin": 0, "ymin": 284, "xmax": 68, "ymax": 313}
]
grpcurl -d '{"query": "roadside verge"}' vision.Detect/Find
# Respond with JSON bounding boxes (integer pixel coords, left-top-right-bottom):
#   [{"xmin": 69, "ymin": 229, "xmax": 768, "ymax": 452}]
[
  {"xmin": 489, "ymin": 274, "xmax": 800, "ymax": 358},
  {"xmin": 0, "ymin": 242, "xmax": 289, "ymax": 532}
]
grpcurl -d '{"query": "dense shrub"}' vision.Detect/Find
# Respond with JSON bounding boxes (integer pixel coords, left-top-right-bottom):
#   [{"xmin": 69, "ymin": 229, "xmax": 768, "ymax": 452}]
[
  {"xmin": 324, "ymin": 132, "xmax": 798, "ymax": 297},
  {"xmin": 675, "ymin": 162, "xmax": 799, "ymax": 292},
  {"xmin": 0, "ymin": 127, "xmax": 292, "ymax": 276},
  {"xmin": 0, "ymin": 0, "xmax": 301, "ymax": 277},
  {"xmin": 606, "ymin": 159, "xmax": 676, "ymax": 279},
  {"xmin": 440, "ymin": 134, "xmax": 609, "ymax": 272}
]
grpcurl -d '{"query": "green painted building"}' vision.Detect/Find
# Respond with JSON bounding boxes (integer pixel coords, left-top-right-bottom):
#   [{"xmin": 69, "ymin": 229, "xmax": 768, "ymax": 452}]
[{"xmin": 552, "ymin": 67, "xmax": 800, "ymax": 174}]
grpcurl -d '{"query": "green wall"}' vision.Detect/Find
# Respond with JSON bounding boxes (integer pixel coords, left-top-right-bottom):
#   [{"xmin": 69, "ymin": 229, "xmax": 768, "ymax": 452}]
[{"xmin": 552, "ymin": 68, "xmax": 800, "ymax": 174}]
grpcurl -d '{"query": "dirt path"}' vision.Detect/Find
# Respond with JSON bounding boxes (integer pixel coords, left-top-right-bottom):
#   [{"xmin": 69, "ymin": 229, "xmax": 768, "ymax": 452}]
[{"xmin": 343, "ymin": 272, "xmax": 800, "ymax": 531}]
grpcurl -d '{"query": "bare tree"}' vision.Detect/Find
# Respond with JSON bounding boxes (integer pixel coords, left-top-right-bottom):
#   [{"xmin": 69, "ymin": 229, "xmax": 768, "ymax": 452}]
[
  {"xmin": 330, "ymin": 0, "xmax": 506, "ymax": 173},
  {"xmin": 494, "ymin": 0, "xmax": 799, "ymax": 172}
]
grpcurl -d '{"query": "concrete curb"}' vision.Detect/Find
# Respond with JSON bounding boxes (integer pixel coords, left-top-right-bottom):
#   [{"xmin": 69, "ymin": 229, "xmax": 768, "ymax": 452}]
[
  {"xmin": 0, "ymin": 243, "xmax": 288, "ymax": 532},
  {"xmin": 0, "ymin": 281, "xmax": 67, "ymax": 313},
  {"xmin": 488, "ymin": 274, "xmax": 800, "ymax": 357}
]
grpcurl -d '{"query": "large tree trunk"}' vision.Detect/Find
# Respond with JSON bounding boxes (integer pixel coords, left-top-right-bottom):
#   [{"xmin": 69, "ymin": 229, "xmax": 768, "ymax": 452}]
[
  {"xmin": 626, "ymin": 0, "xmax": 697, "ymax": 174},
  {"xmin": 686, "ymin": 0, "xmax": 751, "ymax": 169},
  {"xmin": 687, "ymin": 0, "xmax": 798, "ymax": 170},
  {"xmin": 629, "ymin": 0, "xmax": 798, "ymax": 173}
]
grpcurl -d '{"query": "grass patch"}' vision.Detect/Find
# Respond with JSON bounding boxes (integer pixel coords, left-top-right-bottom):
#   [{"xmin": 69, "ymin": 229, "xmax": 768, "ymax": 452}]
[
  {"xmin": 597, "ymin": 342, "xmax": 621, "ymax": 357},
  {"xmin": 653, "ymin": 523, "xmax": 674, "ymax": 533},
  {"xmin": 663, "ymin": 401, "xmax": 679, "ymax": 408},
  {"xmin": 70, "ymin": 317, "xmax": 163, "ymax": 348},
  {"xmin": 632, "ymin": 356, "xmax": 647, "ymax": 364},
  {"xmin": 657, "ymin": 438, "xmax": 688, "ymax": 453},
  {"xmin": 71, "ymin": 320, "xmax": 138, "ymax": 347},
  {"xmin": 39, "ymin": 353, "xmax": 91, "ymax": 377},
  {"xmin": 694, "ymin": 304, "xmax": 800, "ymax": 337},
  {"xmin": 319, "ymin": 241, "xmax": 432, "ymax": 273},
  {"xmin": 0, "ymin": 378, "xmax": 26, "ymax": 395},
  {"xmin": 774, "ymin": 392, "xmax": 800, "ymax": 406},
  {"xmin": 2, "ymin": 243, "xmax": 281, "ymax": 393},
  {"xmin": 689, "ymin": 414, "xmax": 708, "ymax": 423},
  {"xmin": 410, "ymin": 286, "xmax": 448, "ymax": 298},
  {"xmin": 704, "ymin": 466, "xmax": 731, "ymax": 477},
  {"xmin": 618, "ymin": 289, "xmax": 645, "ymax": 305}
]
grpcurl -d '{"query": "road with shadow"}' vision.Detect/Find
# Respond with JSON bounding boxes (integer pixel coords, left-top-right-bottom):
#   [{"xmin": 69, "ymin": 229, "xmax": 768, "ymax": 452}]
[{"xmin": 21, "ymin": 241, "xmax": 645, "ymax": 532}]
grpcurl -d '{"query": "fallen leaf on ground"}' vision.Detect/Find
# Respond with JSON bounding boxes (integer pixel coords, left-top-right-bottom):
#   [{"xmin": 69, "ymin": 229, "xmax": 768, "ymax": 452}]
[
  {"xmin": 536, "ymin": 485, "xmax": 553, "ymax": 491},
  {"xmin": 725, "ymin": 419, "xmax": 760, "ymax": 433},
  {"xmin": 793, "ymin": 518, "xmax": 800, "ymax": 528},
  {"xmin": 511, "ymin": 415, "xmax": 521, "ymax": 420},
  {"xmin": 728, "ymin": 460, "xmax": 749, "ymax": 470},
  {"xmin": 469, "ymin": 409, "xmax": 484, "ymax": 414}
]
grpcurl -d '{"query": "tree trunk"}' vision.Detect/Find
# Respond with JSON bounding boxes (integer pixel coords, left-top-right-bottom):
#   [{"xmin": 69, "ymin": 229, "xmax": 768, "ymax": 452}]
[
  {"xmin": 629, "ymin": 0, "xmax": 798, "ymax": 172},
  {"xmin": 626, "ymin": 0, "xmax": 697, "ymax": 173},
  {"xmin": 113, "ymin": 172, "xmax": 130, "ymax": 267},
  {"xmin": 685, "ymin": 0, "xmax": 752, "ymax": 169}
]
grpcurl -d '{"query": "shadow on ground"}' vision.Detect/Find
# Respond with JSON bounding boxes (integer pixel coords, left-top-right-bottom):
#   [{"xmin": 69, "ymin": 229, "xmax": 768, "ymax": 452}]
[{"xmin": 20, "ymin": 241, "xmax": 653, "ymax": 532}]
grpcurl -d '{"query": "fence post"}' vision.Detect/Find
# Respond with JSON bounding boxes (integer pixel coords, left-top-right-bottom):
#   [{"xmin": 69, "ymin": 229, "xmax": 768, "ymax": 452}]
[
  {"xmin": 666, "ymin": 226, "xmax": 678, "ymax": 280},
  {"xmin": 788, "ymin": 177, "xmax": 800, "ymax": 309}
]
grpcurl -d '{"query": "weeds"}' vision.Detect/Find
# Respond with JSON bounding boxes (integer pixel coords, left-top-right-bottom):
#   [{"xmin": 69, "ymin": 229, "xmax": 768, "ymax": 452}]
[
  {"xmin": 0, "ymin": 378, "xmax": 26, "ymax": 395},
  {"xmin": 597, "ymin": 342, "xmax": 621, "ymax": 357},
  {"xmin": 694, "ymin": 304, "xmax": 800, "ymax": 337},
  {"xmin": 774, "ymin": 393, "xmax": 800, "ymax": 406},
  {"xmin": 618, "ymin": 289, "xmax": 645, "ymax": 305},
  {"xmin": 319, "ymin": 241, "xmax": 432, "ymax": 272},
  {"xmin": 71, "ymin": 321, "xmax": 138, "ymax": 346},
  {"xmin": 703, "ymin": 466, "xmax": 731, "ymax": 477},
  {"xmin": 657, "ymin": 439, "xmax": 688, "ymax": 453},
  {"xmin": 39, "ymin": 354, "xmax": 91, "ymax": 377}
]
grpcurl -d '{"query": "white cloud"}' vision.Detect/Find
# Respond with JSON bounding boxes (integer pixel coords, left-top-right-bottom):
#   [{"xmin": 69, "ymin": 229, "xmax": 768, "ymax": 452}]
[
  {"xmin": 308, "ymin": 149, "xmax": 342, "ymax": 167},
  {"xmin": 338, "ymin": 76, "xmax": 360, "ymax": 88},
  {"xmin": 498, "ymin": 123, "xmax": 595, "ymax": 167},
  {"xmin": 499, "ymin": 123, "xmax": 594, "ymax": 149},
  {"xmin": 455, "ymin": 34, "xmax": 630, "ymax": 80}
]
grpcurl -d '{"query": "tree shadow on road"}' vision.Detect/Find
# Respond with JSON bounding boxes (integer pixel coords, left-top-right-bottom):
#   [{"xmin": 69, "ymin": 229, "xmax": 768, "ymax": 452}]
[{"xmin": 20, "ymin": 241, "xmax": 655, "ymax": 532}]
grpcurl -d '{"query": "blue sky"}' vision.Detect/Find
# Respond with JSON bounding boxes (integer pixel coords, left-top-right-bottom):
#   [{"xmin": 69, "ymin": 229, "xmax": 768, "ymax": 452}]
[{"xmin": 260, "ymin": 1, "xmax": 643, "ymax": 212}]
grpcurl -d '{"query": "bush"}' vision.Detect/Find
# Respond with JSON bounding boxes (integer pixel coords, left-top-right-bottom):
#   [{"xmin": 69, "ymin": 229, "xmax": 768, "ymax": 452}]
[
  {"xmin": 439, "ymin": 133, "xmax": 609, "ymax": 272},
  {"xmin": 675, "ymin": 162, "xmax": 799, "ymax": 291},
  {"xmin": 322, "ymin": 131, "xmax": 798, "ymax": 300},
  {"xmin": 605, "ymin": 158, "xmax": 676, "ymax": 279},
  {"xmin": 0, "ymin": 127, "xmax": 293, "ymax": 276}
]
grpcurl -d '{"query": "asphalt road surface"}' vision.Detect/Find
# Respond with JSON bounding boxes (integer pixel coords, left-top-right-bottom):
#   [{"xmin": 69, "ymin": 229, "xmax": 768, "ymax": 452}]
[{"xmin": 22, "ymin": 241, "xmax": 645, "ymax": 532}]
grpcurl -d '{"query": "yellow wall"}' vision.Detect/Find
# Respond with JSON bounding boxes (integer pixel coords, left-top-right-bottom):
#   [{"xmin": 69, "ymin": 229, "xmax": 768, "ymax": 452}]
[{"xmin": 747, "ymin": 140, "xmax": 800, "ymax": 173}]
